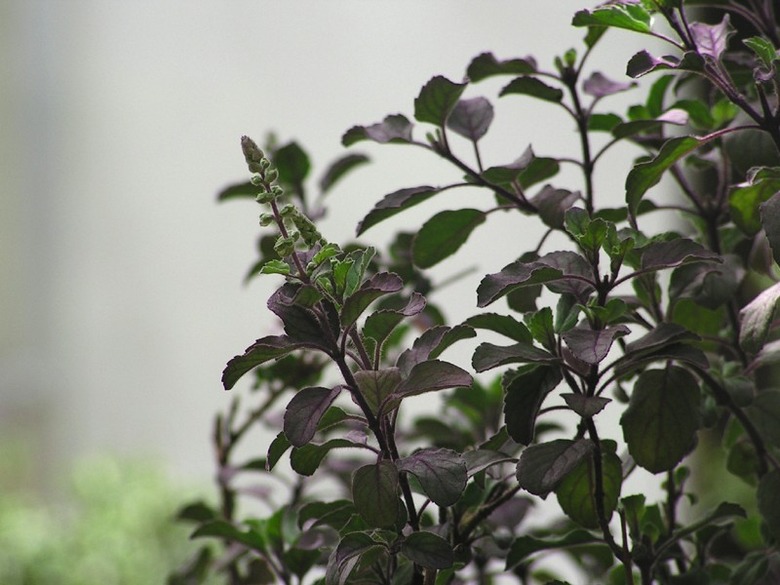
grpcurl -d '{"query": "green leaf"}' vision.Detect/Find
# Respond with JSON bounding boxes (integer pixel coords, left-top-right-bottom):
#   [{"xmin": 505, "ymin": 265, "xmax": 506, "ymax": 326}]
[
  {"xmin": 259, "ymin": 259, "xmax": 291, "ymax": 276},
  {"xmin": 506, "ymin": 529, "xmax": 598, "ymax": 569},
  {"xmin": 413, "ymin": 209, "xmax": 486, "ymax": 268},
  {"xmin": 397, "ymin": 448, "xmax": 467, "ymax": 506},
  {"xmin": 298, "ymin": 500, "xmax": 356, "ymax": 531},
  {"xmin": 626, "ymin": 135, "xmax": 707, "ymax": 221},
  {"xmin": 362, "ymin": 293, "xmax": 426, "ymax": 347},
  {"xmin": 463, "ymin": 313, "xmax": 533, "ymax": 343},
  {"xmin": 223, "ymin": 335, "xmax": 303, "ymax": 390},
  {"xmin": 446, "ymin": 97, "xmax": 494, "ymax": 142},
  {"xmin": 744, "ymin": 36, "xmax": 778, "ymax": 68},
  {"xmin": 191, "ymin": 519, "xmax": 265, "ymax": 552},
  {"xmin": 620, "ymin": 365, "xmax": 701, "ymax": 473},
  {"xmin": 342, "ymin": 114, "xmax": 414, "ymax": 146},
  {"xmin": 503, "ymin": 365, "xmax": 563, "ymax": 445},
  {"xmin": 325, "ymin": 532, "xmax": 385, "ymax": 585},
  {"xmin": 556, "ymin": 445, "xmax": 622, "ymax": 528},
  {"xmin": 572, "ymin": 5, "xmax": 652, "ymax": 34},
  {"xmin": 729, "ymin": 169, "xmax": 780, "ymax": 236},
  {"xmin": 352, "ymin": 461, "xmax": 400, "ymax": 528},
  {"xmin": 562, "ymin": 325, "xmax": 630, "ymax": 365},
  {"xmin": 758, "ymin": 470, "xmax": 780, "ymax": 540},
  {"xmin": 745, "ymin": 390, "xmax": 780, "ymax": 446},
  {"xmin": 267, "ymin": 431, "xmax": 291, "ymax": 471},
  {"xmin": 291, "ymin": 439, "xmax": 358, "ymax": 476},
  {"xmin": 319, "ymin": 153, "xmax": 370, "ymax": 194},
  {"xmin": 341, "ymin": 272, "xmax": 404, "ymax": 329},
  {"xmin": 739, "ymin": 281, "xmax": 780, "ymax": 354},
  {"xmin": 500, "ymin": 76, "xmax": 563, "ymax": 103},
  {"xmin": 274, "ymin": 142, "xmax": 310, "ymax": 188},
  {"xmin": 217, "ymin": 180, "xmax": 256, "ymax": 201},
  {"xmin": 353, "ymin": 367, "xmax": 402, "ymax": 417},
  {"xmin": 400, "ymin": 532, "xmax": 454, "ymax": 569},
  {"xmin": 466, "ymin": 52, "xmax": 537, "ymax": 82},
  {"xmin": 761, "ymin": 192, "xmax": 780, "ymax": 266},
  {"xmin": 356, "ymin": 186, "xmax": 440, "ymax": 235},
  {"xmin": 284, "ymin": 386, "xmax": 343, "ymax": 447},
  {"xmin": 516, "ymin": 439, "xmax": 594, "ymax": 497},
  {"xmin": 472, "ymin": 341, "xmax": 558, "ymax": 372},
  {"xmin": 477, "ymin": 260, "xmax": 563, "ymax": 307},
  {"xmin": 414, "ymin": 75, "xmax": 468, "ymax": 126}
]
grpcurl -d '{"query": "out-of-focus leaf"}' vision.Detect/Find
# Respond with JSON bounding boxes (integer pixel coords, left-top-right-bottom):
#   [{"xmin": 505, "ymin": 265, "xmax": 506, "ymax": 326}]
[
  {"xmin": 414, "ymin": 75, "xmax": 468, "ymax": 126},
  {"xmin": 356, "ymin": 186, "xmax": 440, "ymax": 235},
  {"xmin": 572, "ymin": 5, "xmax": 652, "ymax": 34},
  {"xmin": 217, "ymin": 180, "xmax": 256, "ymax": 201},
  {"xmin": 413, "ymin": 209, "xmax": 486, "ymax": 268},
  {"xmin": 447, "ymin": 97, "xmax": 494, "ymax": 142},
  {"xmin": 500, "ymin": 76, "xmax": 563, "ymax": 103},
  {"xmin": 760, "ymin": 192, "xmax": 780, "ymax": 266},
  {"xmin": 319, "ymin": 153, "xmax": 370, "ymax": 194},
  {"xmin": 466, "ymin": 52, "xmax": 537, "ymax": 82},
  {"xmin": 342, "ymin": 114, "xmax": 414, "ymax": 146},
  {"xmin": 758, "ymin": 469, "xmax": 780, "ymax": 540},
  {"xmin": 274, "ymin": 142, "xmax": 310, "ymax": 188},
  {"xmin": 582, "ymin": 72, "xmax": 635, "ymax": 98},
  {"xmin": 506, "ymin": 529, "xmax": 598, "ymax": 569},
  {"xmin": 739, "ymin": 281, "xmax": 780, "ymax": 354}
]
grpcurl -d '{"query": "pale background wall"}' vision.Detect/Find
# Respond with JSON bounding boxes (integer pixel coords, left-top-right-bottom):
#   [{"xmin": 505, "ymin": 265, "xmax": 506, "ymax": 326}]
[{"xmin": 1, "ymin": 1, "xmax": 655, "ymax": 490}]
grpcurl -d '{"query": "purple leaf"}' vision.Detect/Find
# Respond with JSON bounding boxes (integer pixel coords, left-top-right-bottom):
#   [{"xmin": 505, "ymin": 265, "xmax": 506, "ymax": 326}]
[
  {"xmin": 531, "ymin": 186, "xmax": 580, "ymax": 229},
  {"xmin": 582, "ymin": 71, "xmax": 635, "ymax": 98},
  {"xmin": 342, "ymin": 114, "xmax": 413, "ymax": 146},
  {"xmin": 760, "ymin": 192, "xmax": 780, "ymax": 267},
  {"xmin": 739, "ymin": 281, "xmax": 780, "ymax": 354},
  {"xmin": 466, "ymin": 52, "xmax": 537, "ymax": 82},
  {"xmin": 222, "ymin": 335, "xmax": 303, "ymax": 390},
  {"xmin": 537, "ymin": 251, "xmax": 597, "ymax": 301},
  {"xmin": 561, "ymin": 394, "xmax": 611, "ymax": 418},
  {"xmin": 396, "ymin": 325, "xmax": 476, "ymax": 376},
  {"xmin": 414, "ymin": 75, "xmax": 468, "ymax": 126},
  {"xmin": 397, "ymin": 448, "xmax": 467, "ymax": 506},
  {"xmin": 689, "ymin": 15, "xmax": 733, "ymax": 61},
  {"xmin": 283, "ymin": 386, "xmax": 343, "ymax": 447},
  {"xmin": 447, "ymin": 97, "xmax": 494, "ymax": 142},
  {"xmin": 503, "ymin": 365, "xmax": 563, "ymax": 445},
  {"xmin": 356, "ymin": 186, "xmax": 440, "ymax": 235},
  {"xmin": 639, "ymin": 238, "xmax": 721, "ymax": 271},
  {"xmin": 472, "ymin": 342, "xmax": 558, "ymax": 372},
  {"xmin": 562, "ymin": 325, "xmax": 630, "ymax": 365},
  {"xmin": 341, "ymin": 271, "xmax": 404, "ymax": 329},
  {"xmin": 389, "ymin": 360, "xmax": 472, "ymax": 408},
  {"xmin": 626, "ymin": 50, "xmax": 704, "ymax": 78},
  {"xmin": 477, "ymin": 260, "xmax": 563, "ymax": 308},
  {"xmin": 352, "ymin": 461, "xmax": 399, "ymax": 528},
  {"xmin": 363, "ymin": 293, "xmax": 427, "ymax": 346},
  {"xmin": 353, "ymin": 368, "xmax": 402, "ymax": 416},
  {"xmin": 516, "ymin": 439, "xmax": 594, "ymax": 497}
]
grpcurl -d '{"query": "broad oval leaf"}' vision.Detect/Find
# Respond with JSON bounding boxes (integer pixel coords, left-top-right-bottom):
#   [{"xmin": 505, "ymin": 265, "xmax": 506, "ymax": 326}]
[
  {"xmin": 363, "ymin": 293, "xmax": 426, "ymax": 346},
  {"xmin": 223, "ymin": 335, "xmax": 303, "ymax": 390},
  {"xmin": 413, "ymin": 208, "xmax": 486, "ymax": 268},
  {"xmin": 341, "ymin": 272, "xmax": 404, "ymax": 329},
  {"xmin": 639, "ymin": 237, "xmax": 721, "ymax": 271},
  {"xmin": 291, "ymin": 439, "xmax": 360, "ymax": 477},
  {"xmin": 342, "ymin": 114, "xmax": 413, "ymax": 147},
  {"xmin": 556, "ymin": 446, "xmax": 622, "ymax": 528},
  {"xmin": 319, "ymin": 153, "xmax": 370, "ymax": 194},
  {"xmin": 572, "ymin": 5, "xmax": 652, "ymax": 34},
  {"xmin": 463, "ymin": 312, "xmax": 533, "ymax": 344},
  {"xmin": 620, "ymin": 365, "xmax": 701, "ymax": 473},
  {"xmin": 689, "ymin": 14, "xmax": 733, "ymax": 61},
  {"xmin": 414, "ymin": 75, "xmax": 468, "ymax": 126},
  {"xmin": 477, "ymin": 260, "xmax": 563, "ymax": 307},
  {"xmin": 739, "ymin": 281, "xmax": 780, "ymax": 354},
  {"xmin": 325, "ymin": 531, "xmax": 384, "ymax": 585},
  {"xmin": 352, "ymin": 461, "xmax": 400, "ymax": 528},
  {"xmin": 516, "ymin": 439, "xmax": 594, "ymax": 497},
  {"xmin": 353, "ymin": 368, "xmax": 402, "ymax": 416},
  {"xmin": 446, "ymin": 97, "xmax": 494, "ymax": 142},
  {"xmin": 387, "ymin": 360, "xmax": 472, "ymax": 413},
  {"xmin": 217, "ymin": 180, "xmax": 256, "ymax": 202},
  {"xmin": 503, "ymin": 365, "xmax": 563, "ymax": 445},
  {"xmin": 472, "ymin": 341, "xmax": 558, "ymax": 372},
  {"xmin": 466, "ymin": 52, "xmax": 537, "ymax": 82},
  {"xmin": 500, "ymin": 76, "xmax": 563, "ymax": 103},
  {"xmin": 283, "ymin": 386, "xmax": 343, "ymax": 447},
  {"xmin": 400, "ymin": 532, "xmax": 454, "ymax": 570},
  {"xmin": 397, "ymin": 448, "xmax": 467, "ymax": 506},
  {"xmin": 562, "ymin": 325, "xmax": 629, "ymax": 365},
  {"xmin": 274, "ymin": 141, "xmax": 310, "ymax": 188},
  {"xmin": 396, "ymin": 325, "xmax": 476, "ymax": 375},
  {"xmin": 729, "ymin": 171, "xmax": 780, "ymax": 236},
  {"xmin": 356, "ymin": 186, "xmax": 440, "ymax": 236},
  {"xmin": 582, "ymin": 72, "xmax": 635, "ymax": 98}
]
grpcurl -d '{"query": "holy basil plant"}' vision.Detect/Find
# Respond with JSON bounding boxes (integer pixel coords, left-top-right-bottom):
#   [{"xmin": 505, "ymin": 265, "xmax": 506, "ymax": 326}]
[{"xmin": 174, "ymin": 2, "xmax": 780, "ymax": 584}]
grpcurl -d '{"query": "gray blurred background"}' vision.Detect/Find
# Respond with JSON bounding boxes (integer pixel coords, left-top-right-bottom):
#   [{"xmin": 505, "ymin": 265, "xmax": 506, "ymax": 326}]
[{"xmin": 1, "ymin": 1, "xmax": 653, "ymax": 492}]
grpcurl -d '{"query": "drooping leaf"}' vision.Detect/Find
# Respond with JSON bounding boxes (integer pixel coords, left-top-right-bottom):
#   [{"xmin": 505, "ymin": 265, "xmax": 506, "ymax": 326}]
[
  {"xmin": 342, "ymin": 114, "xmax": 414, "ymax": 146},
  {"xmin": 319, "ymin": 153, "xmax": 370, "ymax": 194},
  {"xmin": 626, "ymin": 135, "xmax": 708, "ymax": 221},
  {"xmin": 537, "ymin": 251, "xmax": 597, "ymax": 302},
  {"xmin": 291, "ymin": 439, "xmax": 359, "ymax": 476},
  {"xmin": 516, "ymin": 439, "xmax": 594, "ymax": 497},
  {"xmin": 562, "ymin": 325, "xmax": 630, "ymax": 365},
  {"xmin": 638, "ymin": 237, "xmax": 721, "ymax": 271},
  {"xmin": 400, "ymin": 532, "xmax": 454, "ymax": 569},
  {"xmin": 396, "ymin": 325, "xmax": 476, "ymax": 375},
  {"xmin": 412, "ymin": 209, "xmax": 486, "ymax": 268},
  {"xmin": 760, "ymin": 192, "xmax": 780, "ymax": 266},
  {"xmin": 325, "ymin": 531, "xmax": 384, "ymax": 585},
  {"xmin": 298, "ymin": 499, "xmax": 356, "ymax": 531},
  {"xmin": 572, "ymin": 5, "xmax": 652, "ymax": 34},
  {"xmin": 283, "ymin": 386, "xmax": 343, "ymax": 447},
  {"xmin": 466, "ymin": 52, "xmax": 537, "ymax": 82},
  {"xmin": 362, "ymin": 293, "xmax": 426, "ymax": 348},
  {"xmin": 356, "ymin": 186, "xmax": 440, "ymax": 235},
  {"xmin": 503, "ymin": 365, "xmax": 563, "ymax": 445},
  {"xmin": 341, "ymin": 272, "xmax": 404, "ymax": 329},
  {"xmin": 477, "ymin": 260, "xmax": 563, "ymax": 307},
  {"xmin": 481, "ymin": 145, "xmax": 535, "ymax": 184},
  {"xmin": 274, "ymin": 142, "xmax": 311, "ymax": 188},
  {"xmin": 500, "ymin": 76, "xmax": 564, "ymax": 103},
  {"xmin": 506, "ymin": 529, "xmax": 599, "ymax": 569},
  {"xmin": 397, "ymin": 448, "xmax": 467, "ymax": 506},
  {"xmin": 463, "ymin": 312, "xmax": 533, "ymax": 343},
  {"xmin": 462, "ymin": 449, "xmax": 517, "ymax": 476},
  {"xmin": 532, "ymin": 186, "xmax": 580, "ymax": 229},
  {"xmin": 739, "ymin": 281, "xmax": 780, "ymax": 354},
  {"xmin": 582, "ymin": 72, "xmax": 635, "ymax": 98},
  {"xmin": 556, "ymin": 442, "xmax": 622, "ymax": 529},
  {"xmin": 472, "ymin": 341, "xmax": 558, "ymax": 372},
  {"xmin": 562, "ymin": 394, "xmax": 611, "ymax": 418},
  {"xmin": 446, "ymin": 97, "xmax": 494, "ymax": 142},
  {"xmin": 744, "ymin": 36, "xmax": 778, "ymax": 68},
  {"xmin": 352, "ymin": 461, "xmax": 400, "ymax": 528},
  {"xmin": 386, "ymin": 360, "xmax": 472, "ymax": 411},
  {"xmin": 414, "ymin": 76, "xmax": 468, "ymax": 126},
  {"xmin": 620, "ymin": 365, "xmax": 701, "ymax": 473},
  {"xmin": 266, "ymin": 432, "xmax": 291, "ymax": 471},
  {"xmin": 268, "ymin": 284, "xmax": 333, "ymax": 350},
  {"xmin": 626, "ymin": 50, "xmax": 705, "ymax": 79},
  {"xmin": 223, "ymin": 335, "xmax": 304, "ymax": 390}
]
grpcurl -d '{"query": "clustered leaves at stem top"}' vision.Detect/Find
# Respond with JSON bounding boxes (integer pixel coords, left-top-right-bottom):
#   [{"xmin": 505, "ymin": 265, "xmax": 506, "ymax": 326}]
[{"xmin": 176, "ymin": 2, "xmax": 780, "ymax": 585}]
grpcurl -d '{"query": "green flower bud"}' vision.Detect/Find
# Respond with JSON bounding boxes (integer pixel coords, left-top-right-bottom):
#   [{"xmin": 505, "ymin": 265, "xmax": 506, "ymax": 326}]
[
  {"xmin": 259, "ymin": 212, "xmax": 275, "ymax": 226},
  {"xmin": 250, "ymin": 174, "xmax": 264, "ymax": 187},
  {"xmin": 271, "ymin": 185, "xmax": 285, "ymax": 197},
  {"xmin": 256, "ymin": 190, "xmax": 275, "ymax": 204},
  {"xmin": 274, "ymin": 236, "xmax": 295, "ymax": 258},
  {"xmin": 265, "ymin": 168, "xmax": 279, "ymax": 183},
  {"xmin": 241, "ymin": 136, "xmax": 265, "ymax": 167},
  {"xmin": 279, "ymin": 204, "xmax": 296, "ymax": 217}
]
